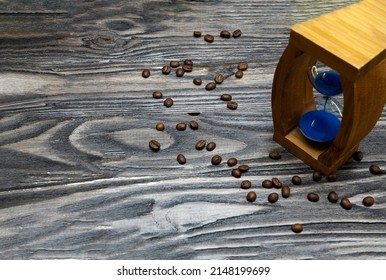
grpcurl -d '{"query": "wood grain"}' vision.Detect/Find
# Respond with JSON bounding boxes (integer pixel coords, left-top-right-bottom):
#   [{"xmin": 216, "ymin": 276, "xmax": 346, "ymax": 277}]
[{"xmin": 1, "ymin": 0, "xmax": 385, "ymax": 260}]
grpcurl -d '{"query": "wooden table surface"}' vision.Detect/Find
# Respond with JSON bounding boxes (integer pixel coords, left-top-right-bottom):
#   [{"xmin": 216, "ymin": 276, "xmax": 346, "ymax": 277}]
[{"xmin": 1, "ymin": 0, "xmax": 385, "ymax": 260}]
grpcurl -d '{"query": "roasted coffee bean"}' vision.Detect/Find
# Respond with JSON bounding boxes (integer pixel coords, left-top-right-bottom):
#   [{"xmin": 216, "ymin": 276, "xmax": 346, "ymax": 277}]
[
  {"xmin": 152, "ymin": 91, "xmax": 163, "ymax": 99},
  {"xmin": 189, "ymin": 120, "xmax": 199, "ymax": 130},
  {"xmin": 340, "ymin": 198, "xmax": 352, "ymax": 210},
  {"xmin": 142, "ymin": 69, "xmax": 150, "ymax": 78},
  {"xmin": 268, "ymin": 192, "xmax": 279, "ymax": 203},
  {"xmin": 312, "ymin": 170, "xmax": 322, "ymax": 182},
  {"xmin": 237, "ymin": 62, "xmax": 248, "ymax": 71},
  {"xmin": 235, "ymin": 70, "xmax": 244, "ymax": 79},
  {"xmin": 353, "ymin": 151, "xmax": 364, "ymax": 161},
  {"xmin": 246, "ymin": 191, "xmax": 257, "ymax": 202},
  {"xmin": 292, "ymin": 175, "xmax": 302, "ymax": 185},
  {"xmin": 269, "ymin": 151, "xmax": 281, "ymax": 160},
  {"xmin": 177, "ymin": 154, "xmax": 186, "ymax": 165},
  {"xmin": 272, "ymin": 177, "xmax": 282, "ymax": 189},
  {"xmin": 206, "ymin": 142, "xmax": 216, "ymax": 151},
  {"xmin": 220, "ymin": 94, "xmax": 232, "ymax": 101},
  {"xmin": 220, "ymin": 30, "xmax": 231, "ymax": 38},
  {"xmin": 149, "ymin": 140, "xmax": 161, "ymax": 152},
  {"xmin": 193, "ymin": 31, "xmax": 202, "ymax": 37},
  {"xmin": 227, "ymin": 101, "xmax": 238, "ymax": 110},
  {"xmin": 211, "ymin": 155, "xmax": 222, "ymax": 165},
  {"xmin": 232, "ymin": 168, "xmax": 241, "ymax": 178},
  {"xmin": 170, "ymin": 60, "xmax": 180, "ymax": 68},
  {"xmin": 232, "ymin": 29, "xmax": 242, "ymax": 38},
  {"xmin": 205, "ymin": 82, "xmax": 217, "ymax": 91},
  {"xmin": 370, "ymin": 164, "xmax": 382, "ymax": 175},
  {"xmin": 291, "ymin": 223, "xmax": 303, "ymax": 233},
  {"xmin": 238, "ymin": 165, "xmax": 249, "ymax": 173},
  {"xmin": 163, "ymin": 98, "xmax": 174, "ymax": 107},
  {"xmin": 183, "ymin": 64, "xmax": 193, "ymax": 72},
  {"xmin": 193, "ymin": 78, "xmax": 202, "ymax": 86},
  {"xmin": 204, "ymin": 34, "xmax": 214, "ymax": 43},
  {"xmin": 281, "ymin": 185, "xmax": 291, "ymax": 198},
  {"xmin": 155, "ymin": 122, "xmax": 165, "ymax": 131},
  {"xmin": 227, "ymin": 157, "xmax": 238, "ymax": 167},
  {"xmin": 241, "ymin": 180, "xmax": 252, "ymax": 189},
  {"xmin": 326, "ymin": 174, "xmax": 337, "ymax": 182},
  {"xmin": 176, "ymin": 68, "xmax": 185, "ymax": 77},
  {"xmin": 307, "ymin": 192, "xmax": 320, "ymax": 202},
  {"xmin": 176, "ymin": 122, "xmax": 187, "ymax": 131},
  {"xmin": 214, "ymin": 73, "xmax": 224, "ymax": 84},
  {"xmin": 184, "ymin": 59, "xmax": 193, "ymax": 66},
  {"xmin": 262, "ymin": 179, "xmax": 273, "ymax": 189},
  {"xmin": 195, "ymin": 140, "xmax": 206, "ymax": 150},
  {"xmin": 327, "ymin": 191, "xmax": 339, "ymax": 203},
  {"xmin": 162, "ymin": 65, "xmax": 171, "ymax": 75},
  {"xmin": 363, "ymin": 196, "xmax": 375, "ymax": 207}
]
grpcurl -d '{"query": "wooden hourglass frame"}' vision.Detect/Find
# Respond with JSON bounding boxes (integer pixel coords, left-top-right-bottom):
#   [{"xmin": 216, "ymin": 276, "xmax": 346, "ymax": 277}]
[{"xmin": 271, "ymin": 0, "xmax": 386, "ymax": 176}]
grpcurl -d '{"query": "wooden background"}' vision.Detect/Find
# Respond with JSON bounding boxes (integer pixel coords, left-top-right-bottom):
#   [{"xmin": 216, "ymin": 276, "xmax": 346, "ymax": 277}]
[{"xmin": 1, "ymin": 0, "xmax": 385, "ymax": 260}]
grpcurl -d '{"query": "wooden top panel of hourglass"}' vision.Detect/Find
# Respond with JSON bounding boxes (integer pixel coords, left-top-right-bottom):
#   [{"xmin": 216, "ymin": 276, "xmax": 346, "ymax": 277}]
[{"xmin": 290, "ymin": 0, "xmax": 386, "ymax": 79}]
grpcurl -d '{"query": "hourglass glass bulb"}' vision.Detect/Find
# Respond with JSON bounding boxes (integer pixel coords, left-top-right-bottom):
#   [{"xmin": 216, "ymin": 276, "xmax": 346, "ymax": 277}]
[{"xmin": 308, "ymin": 65, "xmax": 343, "ymax": 96}]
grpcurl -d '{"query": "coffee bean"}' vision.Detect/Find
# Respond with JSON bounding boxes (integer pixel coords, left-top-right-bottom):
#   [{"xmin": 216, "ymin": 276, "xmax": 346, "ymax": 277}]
[
  {"xmin": 291, "ymin": 223, "xmax": 303, "ymax": 233},
  {"xmin": 370, "ymin": 164, "xmax": 382, "ymax": 175},
  {"xmin": 211, "ymin": 155, "xmax": 222, "ymax": 165},
  {"xmin": 232, "ymin": 29, "xmax": 242, "ymax": 38},
  {"xmin": 327, "ymin": 191, "xmax": 339, "ymax": 203},
  {"xmin": 214, "ymin": 73, "xmax": 224, "ymax": 84},
  {"xmin": 163, "ymin": 98, "xmax": 174, "ymax": 107},
  {"xmin": 340, "ymin": 198, "xmax": 352, "ymax": 210},
  {"xmin": 177, "ymin": 154, "xmax": 186, "ymax": 165},
  {"xmin": 149, "ymin": 140, "xmax": 161, "ymax": 152},
  {"xmin": 176, "ymin": 122, "xmax": 187, "ymax": 131},
  {"xmin": 220, "ymin": 30, "xmax": 231, "ymax": 38},
  {"xmin": 183, "ymin": 64, "xmax": 193, "ymax": 72},
  {"xmin": 162, "ymin": 65, "xmax": 171, "ymax": 75},
  {"xmin": 142, "ymin": 69, "xmax": 150, "ymax": 78},
  {"xmin": 193, "ymin": 78, "xmax": 202, "ymax": 86},
  {"xmin": 184, "ymin": 59, "xmax": 193, "ymax": 66},
  {"xmin": 152, "ymin": 91, "xmax": 163, "ymax": 99},
  {"xmin": 246, "ymin": 191, "xmax": 257, "ymax": 202},
  {"xmin": 205, "ymin": 82, "xmax": 217, "ymax": 91},
  {"xmin": 170, "ymin": 60, "xmax": 180, "ymax": 68},
  {"xmin": 237, "ymin": 62, "xmax": 248, "ymax": 71},
  {"xmin": 312, "ymin": 170, "xmax": 322, "ymax": 182},
  {"xmin": 195, "ymin": 140, "xmax": 206, "ymax": 150},
  {"xmin": 241, "ymin": 180, "xmax": 252, "ymax": 189},
  {"xmin": 268, "ymin": 192, "xmax": 279, "ymax": 203},
  {"xmin": 238, "ymin": 165, "xmax": 249, "ymax": 173},
  {"xmin": 362, "ymin": 196, "xmax": 375, "ymax": 207},
  {"xmin": 326, "ymin": 174, "xmax": 337, "ymax": 182},
  {"xmin": 189, "ymin": 120, "xmax": 199, "ymax": 130},
  {"xmin": 281, "ymin": 185, "xmax": 291, "ymax": 198},
  {"xmin": 232, "ymin": 168, "xmax": 241, "ymax": 178},
  {"xmin": 262, "ymin": 179, "xmax": 273, "ymax": 189},
  {"xmin": 227, "ymin": 101, "xmax": 238, "ymax": 110},
  {"xmin": 353, "ymin": 151, "xmax": 364, "ymax": 161},
  {"xmin": 193, "ymin": 31, "xmax": 202, "ymax": 37},
  {"xmin": 272, "ymin": 177, "xmax": 282, "ymax": 189},
  {"xmin": 235, "ymin": 70, "xmax": 244, "ymax": 79},
  {"xmin": 176, "ymin": 68, "xmax": 185, "ymax": 77},
  {"xmin": 204, "ymin": 34, "xmax": 214, "ymax": 43},
  {"xmin": 269, "ymin": 151, "xmax": 281, "ymax": 160},
  {"xmin": 155, "ymin": 122, "xmax": 165, "ymax": 131},
  {"xmin": 292, "ymin": 175, "xmax": 302, "ymax": 185},
  {"xmin": 307, "ymin": 192, "xmax": 319, "ymax": 202},
  {"xmin": 227, "ymin": 157, "xmax": 238, "ymax": 167},
  {"xmin": 220, "ymin": 94, "xmax": 232, "ymax": 101},
  {"xmin": 206, "ymin": 142, "xmax": 216, "ymax": 151}
]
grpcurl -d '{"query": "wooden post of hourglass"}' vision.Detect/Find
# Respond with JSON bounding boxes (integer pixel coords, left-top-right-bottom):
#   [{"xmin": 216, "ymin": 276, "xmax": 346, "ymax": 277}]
[{"xmin": 271, "ymin": 0, "xmax": 386, "ymax": 177}]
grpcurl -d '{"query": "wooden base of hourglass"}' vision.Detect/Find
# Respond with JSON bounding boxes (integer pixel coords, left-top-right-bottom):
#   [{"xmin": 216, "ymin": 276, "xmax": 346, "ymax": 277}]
[{"xmin": 271, "ymin": 0, "xmax": 386, "ymax": 176}]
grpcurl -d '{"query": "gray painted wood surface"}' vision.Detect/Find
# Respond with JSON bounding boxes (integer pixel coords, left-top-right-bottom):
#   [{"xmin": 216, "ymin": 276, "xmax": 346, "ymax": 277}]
[{"xmin": 1, "ymin": 0, "xmax": 385, "ymax": 260}]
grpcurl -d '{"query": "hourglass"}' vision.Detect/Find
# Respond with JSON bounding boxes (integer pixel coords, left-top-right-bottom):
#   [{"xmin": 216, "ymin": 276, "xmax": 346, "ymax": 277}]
[
  {"xmin": 299, "ymin": 63, "xmax": 343, "ymax": 143},
  {"xmin": 271, "ymin": 0, "xmax": 386, "ymax": 176}
]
